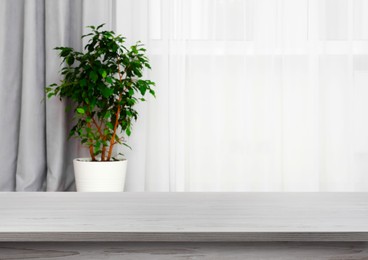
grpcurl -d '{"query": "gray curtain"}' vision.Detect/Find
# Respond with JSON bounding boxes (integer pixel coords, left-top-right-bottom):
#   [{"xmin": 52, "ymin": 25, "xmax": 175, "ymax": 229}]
[{"xmin": 0, "ymin": 0, "xmax": 114, "ymax": 191}]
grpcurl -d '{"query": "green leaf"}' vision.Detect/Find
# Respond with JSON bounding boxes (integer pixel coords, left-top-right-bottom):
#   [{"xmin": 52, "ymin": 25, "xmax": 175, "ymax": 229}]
[
  {"xmin": 95, "ymin": 140, "xmax": 101, "ymax": 148},
  {"xmin": 80, "ymin": 78, "xmax": 87, "ymax": 87},
  {"xmin": 131, "ymin": 45, "xmax": 138, "ymax": 54},
  {"xmin": 123, "ymin": 143, "xmax": 132, "ymax": 150},
  {"xmin": 81, "ymin": 32, "xmax": 93, "ymax": 39},
  {"xmin": 90, "ymin": 98, "xmax": 96, "ymax": 108},
  {"xmin": 127, "ymin": 98, "xmax": 135, "ymax": 106},
  {"xmin": 96, "ymin": 24, "xmax": 105, "ymax": 30},
  {"xmin": 139, "ymin": 85, "xmax": 147, "ymax": 95},
  {"xmin": 106, "ymin": 122, "xmax": 114, "ymax": 130},
  {"xmin": 104, "ymin": 111, "xmax": 111, "ymax": 119},
  {"xmin": 66, "ymin": 55, "xmax": 74, "ymax": 66},
  {"xmin": 99, "ymin": 69, "xmax": 107, "ymax": 78},
  {"xmin": 87, "ymin": 132, "xmax": 94, "ymax": 139},
  {"xmin": 128, "ymin": 88, "xmax": 134, "ymax": 96},
  {"xmin": 106, "ymin": 77, "xmax": 113, "ymax": 84},
  {"xmin": 101, "ymin": 87, "xmax": 113, "ymax": 98},
  {"xmin": 76, "ymin": 108, "xmax": 85, "ymax": 114},
  {"xmin": 60, "ymin": 48, "xmax": 72, "ymax": 57},
  {"xmin": 133, "ymin": 68, "xmax": 142, "ymax": 77},
  {"xmin": 126, "ymin": 127, "xmax": 131, "ymax": 136},
  {"xmin": 89, "ymin": 71, "xmax": 98, "ymax": 82}
]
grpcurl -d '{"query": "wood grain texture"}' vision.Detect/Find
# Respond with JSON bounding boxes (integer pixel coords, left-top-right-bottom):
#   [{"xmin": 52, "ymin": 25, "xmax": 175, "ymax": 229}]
[
  {"xmin": 1, "ymin": 193, "xmax": 368, "ymax": 242},
  {"xmin": 1, "ymin": 242, "xmax": 368, "ymax": 260}
]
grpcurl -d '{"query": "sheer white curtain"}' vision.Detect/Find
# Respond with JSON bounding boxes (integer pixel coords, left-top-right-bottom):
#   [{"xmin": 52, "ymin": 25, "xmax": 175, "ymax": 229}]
[{"xmin": 116, "ymin": 0, "xmax": 368, "ymax": 191}]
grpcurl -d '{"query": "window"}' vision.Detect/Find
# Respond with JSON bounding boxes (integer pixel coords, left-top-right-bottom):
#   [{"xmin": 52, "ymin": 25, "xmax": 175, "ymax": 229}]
[{"xmin": 116, "ymin": 0, "xmax": 368, "ymax": 191}]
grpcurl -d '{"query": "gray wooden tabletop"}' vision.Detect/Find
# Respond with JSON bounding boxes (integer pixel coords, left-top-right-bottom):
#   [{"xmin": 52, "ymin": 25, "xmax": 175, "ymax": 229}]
[{"xmin": 1, "ymin": 192, "xmax": 368, "ymax": 242}]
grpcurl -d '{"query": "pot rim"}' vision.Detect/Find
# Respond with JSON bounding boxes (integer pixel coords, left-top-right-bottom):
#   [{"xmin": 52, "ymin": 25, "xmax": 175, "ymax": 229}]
[{"xmin": 73, "ymin": 158, "xmax": 127, "ymax": 163}]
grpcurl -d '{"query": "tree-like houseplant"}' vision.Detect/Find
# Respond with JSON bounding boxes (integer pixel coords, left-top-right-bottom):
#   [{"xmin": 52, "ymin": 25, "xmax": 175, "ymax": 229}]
[{"xmin": 46, "ymin": 24, "xmax": 155, "ymax": 191}]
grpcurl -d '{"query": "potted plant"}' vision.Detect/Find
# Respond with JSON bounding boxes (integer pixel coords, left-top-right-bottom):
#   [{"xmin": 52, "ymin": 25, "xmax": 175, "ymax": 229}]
[{"xmin": 46, "ymin": 24, "xmax": 155, "ymax": 192}]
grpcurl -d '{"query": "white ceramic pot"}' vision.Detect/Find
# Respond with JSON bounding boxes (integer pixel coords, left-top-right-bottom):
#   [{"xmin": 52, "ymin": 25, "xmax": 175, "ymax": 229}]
[{"xmin": 73, "ymin": 158, "xmax": 127, "ymax": 192}]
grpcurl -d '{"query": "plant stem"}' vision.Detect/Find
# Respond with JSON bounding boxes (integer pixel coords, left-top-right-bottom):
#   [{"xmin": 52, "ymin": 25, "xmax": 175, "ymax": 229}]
[
  {"xmin": 89, "ymin": 146, "xmax": 96, "ymax": 161},
  {"xmin": 92, "ymin": 117, "xmax": 104, "ymax": 138},
  {"xmin": 107, "ymin": 95, "xmax": 121, "ymax": 161},
  {"xmin": 106, "ymin": 58, "xmax": 124, "ymax": 161}
]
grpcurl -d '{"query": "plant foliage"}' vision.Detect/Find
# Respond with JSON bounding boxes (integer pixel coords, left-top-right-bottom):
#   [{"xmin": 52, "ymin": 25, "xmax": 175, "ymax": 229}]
[{"xmin": 46, "ymin": 24, "xmax": 155, "ymax": 161}]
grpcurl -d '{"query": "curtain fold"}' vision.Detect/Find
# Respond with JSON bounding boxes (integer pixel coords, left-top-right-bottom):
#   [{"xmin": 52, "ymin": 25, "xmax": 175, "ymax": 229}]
[{"xmin": 0, "ymin": 0, "xmax": 113, "ymax": 191}]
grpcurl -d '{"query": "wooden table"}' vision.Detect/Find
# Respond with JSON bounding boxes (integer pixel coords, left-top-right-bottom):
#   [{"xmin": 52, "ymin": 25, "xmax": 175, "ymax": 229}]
[{"xmin": 1, "ymin": 193, "xmax": 368, "ymax": 259}]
